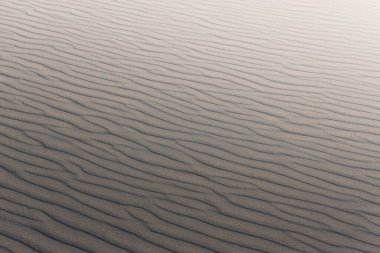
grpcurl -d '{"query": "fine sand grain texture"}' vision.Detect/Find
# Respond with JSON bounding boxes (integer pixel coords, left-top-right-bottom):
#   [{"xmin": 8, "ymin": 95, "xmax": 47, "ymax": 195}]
[{"xmin": 1, "ymin": 0, "xmax": 380, "ymax": 252}]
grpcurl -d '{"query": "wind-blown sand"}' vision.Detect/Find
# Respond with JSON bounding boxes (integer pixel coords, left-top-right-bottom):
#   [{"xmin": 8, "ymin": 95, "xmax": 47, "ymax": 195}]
[{"xmin": 1, "ymin": 0, "xmax": 380, "ymax": 252}]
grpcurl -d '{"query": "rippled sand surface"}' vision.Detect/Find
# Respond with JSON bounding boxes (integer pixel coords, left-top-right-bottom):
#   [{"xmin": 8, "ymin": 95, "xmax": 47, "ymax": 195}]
[{"xmin": 1, "ymin": 0, "xmax": 380, "ymax": 252}]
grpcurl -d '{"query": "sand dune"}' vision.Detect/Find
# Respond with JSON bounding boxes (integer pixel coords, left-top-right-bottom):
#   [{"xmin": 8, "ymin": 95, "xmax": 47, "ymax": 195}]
[{"xmin": 1, "ymin": 0, "xmax": 380, "ymax": 252}]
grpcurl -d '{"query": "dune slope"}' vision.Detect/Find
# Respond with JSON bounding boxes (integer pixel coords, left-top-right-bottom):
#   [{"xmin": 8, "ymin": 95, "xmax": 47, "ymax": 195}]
[{"xmin": 1, "ymin": 0, "xmax": 380, "ymax": 252}]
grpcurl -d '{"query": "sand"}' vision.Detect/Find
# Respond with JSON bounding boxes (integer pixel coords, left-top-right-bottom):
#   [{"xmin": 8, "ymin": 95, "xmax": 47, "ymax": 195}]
[{"xmin": 1, "ymin": 0, "xmax": 380, "ymax": 252}]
